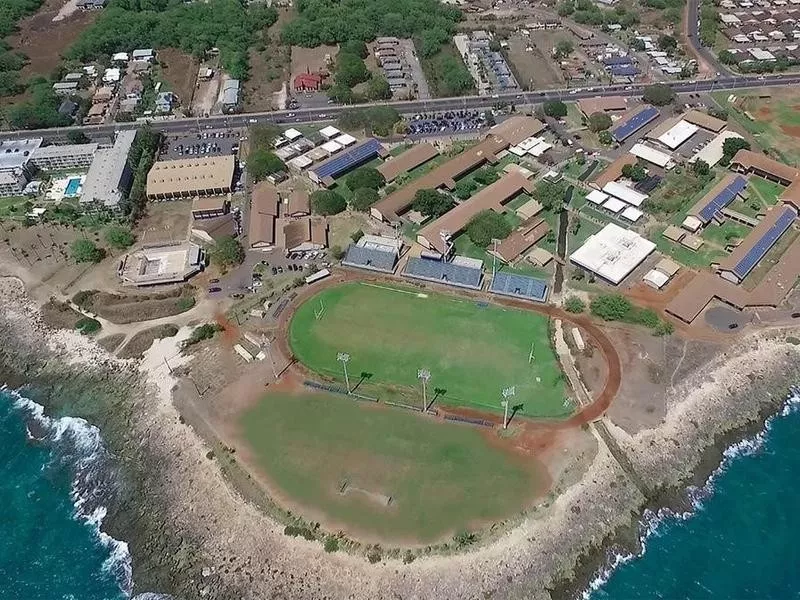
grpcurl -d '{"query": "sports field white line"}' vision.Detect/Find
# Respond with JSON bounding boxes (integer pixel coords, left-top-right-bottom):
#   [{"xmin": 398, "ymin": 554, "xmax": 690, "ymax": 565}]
[{"xmin": 360, "ymin": 282, "xmax": 428, "ymax": 298}]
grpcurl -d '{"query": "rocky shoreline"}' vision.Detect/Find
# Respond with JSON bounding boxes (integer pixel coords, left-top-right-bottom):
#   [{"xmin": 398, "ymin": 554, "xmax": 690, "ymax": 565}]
[{"xmin": 1, "ymin": 273, "xmax": 799, "ymax": 600}]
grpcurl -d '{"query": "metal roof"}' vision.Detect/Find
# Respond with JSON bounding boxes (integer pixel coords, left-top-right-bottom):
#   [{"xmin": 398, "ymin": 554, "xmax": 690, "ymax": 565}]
[
  {"xmin": 489, "ymin": 272, "xmax": 548, "ymax": 302},
  {"xmin": 612, "ymin": 106, "xmax": 660, "ymax": 142},
  {"xmin": 310, "ymin": 138, "xmax": 383, "ymax": 180},
  {"xmin": 403, "ymin": 257, "xmax": 483, "ymax": 290},
  {"xmin": 731, "ymin": 206, "xmax": 796, "ymax": 280},
  {"xmin": 696, "ymin": 175, "xmax": 748, "ymax": 223},
  {"xmin": 341, "ymin": 245, "xmax": 397, "ymax": 273}
]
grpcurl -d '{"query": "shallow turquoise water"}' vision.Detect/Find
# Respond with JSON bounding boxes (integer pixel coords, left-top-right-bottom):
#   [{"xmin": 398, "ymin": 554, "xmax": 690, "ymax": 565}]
[
  {"xmin": 0, "ymin": 390, "xmax": 127, "ymax": 600},
  {"xmin": 590, "ymin": 393, "xmax": 800, "ymax": 599}
]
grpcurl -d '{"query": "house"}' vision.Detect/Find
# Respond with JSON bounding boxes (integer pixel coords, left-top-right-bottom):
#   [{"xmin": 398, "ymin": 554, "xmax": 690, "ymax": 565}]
[
  {"xmin": 77, "ymin": 0, "xmax": 107, "ymax": 8},
  {"xmin": 118, "ymin": 97, "xmax": 139, "ymax": 113},
  {"xmin": 103, "ymin": 68, "xmax": 121, "ymax": 84},
  {"xmin": 111, "ymin": 52, "xmax": 129, "ymax": 64},
  {"xmin": 155, "ymin": 91, "xmax": 175, "ymax": 113},
  {"xmin": 52, "ymin": 82, "xmax": 78, "ymax": 96},
  {"xmin": 92, "ymin": 86, "xmax": 114, "ymax": 103},
  {"xmin": 131, "ymin": 48, "xmax": 155, "ymax": 62},
  {"xmin": 221, "ymin": 79, "xmax": 240, "ymax": 112},
  {"xmin": 64, "ymin": 72, "xmax": 84, "ymax": 83},
  {"xmin": 293, "ymin": 72, "xmax": 324, "ymax": 92},
  {"xmin": 198, "ymin": 67, "xmax": 214, "ymax": 81}
]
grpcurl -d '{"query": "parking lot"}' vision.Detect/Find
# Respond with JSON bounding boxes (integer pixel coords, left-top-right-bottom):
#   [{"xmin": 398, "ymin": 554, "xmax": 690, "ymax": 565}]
[
  {"xmin": 407, "ymin": 110, "xmax": 487, "ymax": 135},
  {"xmin": 160, "ymin": 129, "xmax": 242, "ymax": 160}
]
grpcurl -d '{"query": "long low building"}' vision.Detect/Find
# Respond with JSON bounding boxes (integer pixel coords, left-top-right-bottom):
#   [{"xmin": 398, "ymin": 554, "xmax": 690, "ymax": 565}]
[
  {"xmin": 249, "ymin": 182, "xmax": 280, "ymax": 250},
  {"xmin": 30, "ymin": 142, "xmax": 98, "ymax": 171},
  {"xmin": 683, "ymin": 109, "xmax": 727, "ymax": 133},
  {"xmin": 80, "ymin": 130, "xmax": 136, "ymax": 208},
  {"xmin": 377, "ymin": 143, "xmax": 439, "ymax": 183},
  {"xmin": 593, "ymin": 153, "xmax": 637, "ymax": 189},
  {"xmin": 416, "ymin": 171, "xmax": 535, "ymax": 254},
  {"xmin": 630, "ymin": 143, "xmax": 673, "ymax": 168},
  {"xmin": 731, "ymin": 149, "xmax": 800, "ymax": 185},
  {"xmin": 655, "ymin": 120, "xmax": 699, "ymax": 150},
  {"xmin": 611, "ymin": 106, "xmax": 659, "ymax": 142},
  {"xmin": 120, "ymin": 242, "xmax": 205, "ymax": 286},
  {"xmin": 570, "ymin": 222, "xmax": 656, "ymax": 284},
  {"xmin": 146, "ymin": 155, "xmax": 235, "ymax": 200},
  {"xmin": 686, "ymin": 173, "xmax": 747, "ymax": 225},
  {"xmin": 308, "ymin": 138, "xmax": 387, "ymax": 186}
]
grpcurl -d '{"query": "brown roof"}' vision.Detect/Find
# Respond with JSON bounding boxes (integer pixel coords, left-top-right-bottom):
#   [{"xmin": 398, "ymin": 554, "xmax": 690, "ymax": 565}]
[
  {"xmin": 192, "ymin": 214, "xmax": 236, "ymax": 242},
  {"xmin": 416, "ymin": 171, "xmax": 535, "ymax": 254},
  {"xmin": 655, "ymin": 257, "xmax": 681, "ymax": 277},
  {"xmin": 731, "ymin": 149, "xmax": 800, "ymax": 183},
  {"xmin": 578, "ymin": 96, "xmax": 627, "ymax": 115},
  {"xmin": 377, "ymin": 143, "xmax": 439, "ymax": 182},
  {"xmin": 645, "ymin": 115, "xmax": 682, "ymax": 140},
  {"xmin": 487, "ymin": 116, "xmax": 547, "ymax": 145},
  {"xmin": 191, "ymin": 195, "xmax": 227, "ymax": 213},
  {"xmin": 593, "ymin": 153, "xmax": 637, "ymax": 188},
  {"xmin": 494, "ymin": 219, "xmax": 549, "ymax": 263},
  {"xmin": 372, "ymin": 136, "xmax": 506, "ymax": 221},
  {"xmin": 780, "ymin": 178, "xmax": 800, "ymax": 210},
  {"xmin": 311, "ymin": 219, "xmax": 328, "ymax": 246},
  {"xmin": 147, "ymin": 155, "xmax": 235, "ymax": 198},
  {"xmin": 683, "ymin": 109, "xmax": 727, "ymax": 132},
  {"xmin": 681, "ymin": 234, "xmax": 705, "ymax": 251},
  {"xmin": 286, "ymin": 189, "xmax": 310, "ymax": 215},
  {"xmin": 251, "ymin": 182, "xmax": 280, "ymax": 216},
  {"xmin": 249, "ymin": 182, "xmax": 279, "ymax": 247},
  {"xmin": 687, "ymin": 173, "xmax": 742, "ymax": 221},
  {"xmin": 282, "ymin": 217, "xmax": 327, "ymax": 250},
  {"xmin": 666, "ymin": 233, "xmax": 800, "ymax": 322},
  {"xmin": 663, "ymin": 225, "xmax": 686, "ymax": 242},
  {"xmin": 718, "ymin": 205, "xmax": 797, "ymax": 272}
]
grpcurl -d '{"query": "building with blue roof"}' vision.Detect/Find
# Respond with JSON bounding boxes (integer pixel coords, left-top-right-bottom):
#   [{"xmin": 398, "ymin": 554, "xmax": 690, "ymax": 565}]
[
  {"xmin": 611, "ymin": 106, "xmax": 660, "ymax": 142},
  {"xmin": 489, "ymin": 272, "xmax": 549, "ymax": 302},
  {"xmin": 308, "ymin": 138, "xmax": 387, "ymax": 186},
  {"xmin": 688, "ymin": 174, "xmax": 748, "ymax": 224},
  {"xmin": 402, "ymin": 257, "xmax": 483, "ymax": 290}
]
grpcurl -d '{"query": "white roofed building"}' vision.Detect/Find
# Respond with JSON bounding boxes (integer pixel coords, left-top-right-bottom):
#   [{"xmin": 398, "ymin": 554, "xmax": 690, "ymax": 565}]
[
  {"xmin": 656, "ymin": 120, "xmax": 699, "ymax": 150},
  {"xmin": 602, "ymin": 181, "xmax": 649, "ymax": 207},
  {"xmin": 630, "ymin": 143, "xmax": 674, "ymax": 168},
  {"xmin": 320, "ymin": 125, "xmax": 340, "ymax": 140},
  {"xmin": 335, "ymin": 133, "xmax": 357, "ymax": 147},
  {"xmin": 586, "ymin": 189, "xmax": 609, "ymax": 205},
  {"xmin": 570, "ymin": 223, "xmax": 656, "ymax": 284},
  {"xmin": 284, "ymin": 128, "xmax": 303, "ymax": 141}
]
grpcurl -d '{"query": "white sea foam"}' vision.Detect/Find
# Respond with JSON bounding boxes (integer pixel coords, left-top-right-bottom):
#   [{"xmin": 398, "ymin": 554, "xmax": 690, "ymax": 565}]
[
  {"xmin": 582, "ymin": 387, "xmax": 800, "ymax": 599},
  {"xmin": 5, "ymin": 388, "xmax": 136, "ymax": 598}
]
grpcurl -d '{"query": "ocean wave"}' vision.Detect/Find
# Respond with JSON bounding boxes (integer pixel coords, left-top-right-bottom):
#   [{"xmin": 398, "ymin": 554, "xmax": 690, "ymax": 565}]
[
  {"xmin": 5, "ymin": 388, "xmax": 135, "ymax": 597},
  {"xmin": 583, "ymin": 386, "xmax": 800, "ymax": 599}
]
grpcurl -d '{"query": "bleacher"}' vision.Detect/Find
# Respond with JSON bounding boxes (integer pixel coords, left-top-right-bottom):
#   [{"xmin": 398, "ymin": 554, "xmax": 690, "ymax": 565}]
[
  {"xmin": 341, "ymin": 244, "xmax": 398, "ymax": 273},
  {"xmin": 489, "ymin": 272, "xmax": 548, "ymax": 302},
  {"xmin": 402, "ymin": 257, "xmax": 483, "ymax": 290}
]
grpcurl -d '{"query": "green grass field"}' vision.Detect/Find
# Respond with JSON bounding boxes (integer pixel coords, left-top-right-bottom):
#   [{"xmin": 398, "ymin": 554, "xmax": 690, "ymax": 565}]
[
  {"xmin": 240, "ymin": 391, "xmax": 538, "ymax": 542},
  {"xmin": 289, "ymin": 283, "xmax": 571, "ymax": 418}
]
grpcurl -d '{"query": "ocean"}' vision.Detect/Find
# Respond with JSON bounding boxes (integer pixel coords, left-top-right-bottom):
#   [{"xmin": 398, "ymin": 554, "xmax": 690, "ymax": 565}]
[
  {"xmin": 3, "ymin": 384, "xmax": 800, "ymax": 600},
  {"xmin": 588, "ymin": 390, "xmax": 800, "ymax": 600}
]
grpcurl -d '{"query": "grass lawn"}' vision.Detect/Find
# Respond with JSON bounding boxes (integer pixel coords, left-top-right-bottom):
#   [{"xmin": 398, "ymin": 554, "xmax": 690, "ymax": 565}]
[
  {"xmin": 290, "ymin": 282, "xmax": 570, "ymax": 418},
  {"xmin": 567, "ymin": 213, "xmax": 602, "ymax": 253},
  {"xmin": 652, "ymin": 226, "xmax": 727, "ymax": 268},
  {"xmin": 452, "ymin": 232, "xmax": 551, "ymax": 279},
  {"xmin": 702, "ymin": 220, "xmax": 750, "ymax": 247},
  {"xmin": 240, "ymin": 391, "xmax": 539, "ymax": 542},
  {"xmin": 748, "ymin": 176, "xmax": 784, "ymax": 206}
]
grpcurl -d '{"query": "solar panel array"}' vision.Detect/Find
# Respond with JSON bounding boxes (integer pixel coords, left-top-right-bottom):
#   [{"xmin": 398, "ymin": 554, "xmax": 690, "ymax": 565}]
[
  {"xmin": 341, "ymin": 244, "xmax": 397, "ymax": 273},
  {"xmin": 312, "ymin": 138, "xmax": 382, "ymax": 180},
  {"xmin": 732, "ymin": 206, "xmax": 796, "ymax": 280},
  {"xmin": 403, "ymin": 257, "xmax": 483, "ymax": 290},
  {"xmin": 634, "ymin": 175, "xmax": 661, "ymax": 194},
  {"xmin": 612, "ymin": 107, "xmax": 659, "ymax": 142},
  {"xmin": 489, "ymin": 272, "xmax": 548, "ymax": 302},
  {"xmin": 609, "ymin": 65, "xmax": 639, "ymax": 77},
  {"xmin": 697, "ymin": 175, "xmax": 748, "ymax": 223},
  {"xmin": 602, "ymin": 56, "xmax": 632, "ymax": 66}
]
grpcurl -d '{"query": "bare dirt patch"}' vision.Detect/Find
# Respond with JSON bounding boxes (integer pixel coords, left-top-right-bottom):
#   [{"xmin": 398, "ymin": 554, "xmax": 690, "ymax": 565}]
[
  {"xmin": 243, "ymin": 48, "xmax": 289, "ymax": 111},
  {"xmin": 158, "ymin": 48, "xmax": 199, "ymax": 111},
  {"xmin": 135, "ymin": 201, "xmax": 191, "ymax": 244},
  {"xmin": 118, "ymin": 323, "xmax": 180, "ymax": 358},
  {"xmin": 504, "ymin": 34, "xmax": 563, "ymax": 90},
  {"xmin": 755, "ymin": 105, "xmax": 773, "ymax": 121},
  {"xmin": 291, "ymin": 44, "xmax": 337, "ymax": 81},
  {"xmin": 73, "ymin": 285, "xmax": 196, "ymax": 324},
  {"xmin": 780, "ymin": 124, "xmax": 800, "ymax": 138}
]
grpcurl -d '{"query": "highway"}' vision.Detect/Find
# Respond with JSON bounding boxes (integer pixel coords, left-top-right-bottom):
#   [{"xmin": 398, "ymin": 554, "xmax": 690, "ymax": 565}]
[{"xmin": 1, "ymin": 73, "xmax": 796, "ymax": 141}]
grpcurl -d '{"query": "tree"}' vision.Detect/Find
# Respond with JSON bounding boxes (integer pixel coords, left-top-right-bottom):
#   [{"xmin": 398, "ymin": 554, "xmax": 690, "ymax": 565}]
[
  {"xmin": 466, "ymin": 210, "xmax": 512, "ymax": 248},
  {"xmin": 474, "ymin": 167, "xmax": 499, "ymax": 185},
  {"xmin": 722, "ymin": 137, "xmax": 751, "ymax": 163},
  {"xmin": 598, "ymin": 130, "xmax": 613, "ymax": 145},
  {"xmin": 564, "ymin": 296, "xmax": 585, "ymax": 313},
  {"xmin": 621, "ymin": 162, "xmax": 647, "ymax": 182},
  {"xmin": 643, "ymin": 83, "xmax": 675, "ymax": 106},
  {"xmin": 213, "ymin": 236, "xmax": 244, "ymax": 268},
  {"xmin": 311, "ymin": 190, "xmax": 347, "ymax": 215},
  {"xmin": 412, "ymin": 189, "xmax": 454, "ymax": 218},
  {"xmin": 346, "ymin": 167, "xmax": 385, "ymax": 191},
  {"xmin": 340, "ymin": 39, "xmax": 368, "ymax": 59},
  {"xmin": 454, "ymin": 179, "xmax": 478, "ymax": 200},
  {"xmin": 630, "ymin": 38, "xmax": 646, "ymax": 51},
  {"xmin": 543, "ymin": 100, "xmax": 568, "ymax": 118},
  {"xmin": 657, "ymin": 34, "xmax": 677, "ymax": 53},
  {"xmin": 692, "ymin": 159, "xmax": 710, "ymax": 177},
  {"xmin": 554, "ymin": 39, "xmax": 574, "ymax": 59},
  {"xmin": 67, "ymin": 131, "xmax": 90, "ymax": 144},
  {"xmin": 488, "ymin": 39, "xmax": 501, "ymax": 52},
  {"xmin": 535, "ymin": 180, "xmax": 567, "ymax": 212},
  {"xmin": 335, "ymin": 52, "xmax": 369, "ymax": 88},
  {"xmin": 719, "ymin": 49, "xmax": 738, "ymax": 65},
  {"xmin": 366, "ymin": 75, "xmax": 391, "ymax": 100},
  {"xmin": 248, "ymin": 149, "xmax": 286, "ymax": 182},
  {"xmin": 587, "ymin": 111, "xmax": 613, "ymax": 132},
  {"xmin": 590, "ymin": 294, "xmax": 632, "ymax": 321},
  {"xmin": 350, "ymin": 187, "xmax": 380, "ymax": 211},
  {"xmin": 71, "ymin": 239, "xmax": 104, "ymax": 263},
  {"xmin": 104, "ymin": 225, "xmax": 135, "ymax": 249}
]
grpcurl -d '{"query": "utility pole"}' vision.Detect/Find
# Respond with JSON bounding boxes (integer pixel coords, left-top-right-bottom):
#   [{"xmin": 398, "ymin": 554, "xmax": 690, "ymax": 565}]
[
  {"xmin": 337, "ymin": 352, "xmax": 351, "ymax": 394},
  {"xmin": 491, "ymin": 238, "xmax": 501, "ymax": 279},
  {"xmin": 417, "ymin": 368, "xmax": 431, "ymax": 413},
  {"xmin": 501, "ymin": 386, "xmax": 515, "ymax": 430}
]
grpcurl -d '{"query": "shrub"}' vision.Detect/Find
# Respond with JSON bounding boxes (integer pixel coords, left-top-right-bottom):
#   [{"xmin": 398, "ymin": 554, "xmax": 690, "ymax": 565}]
[
  {"xmin": 466, "ymin": 210, "xmax": 511, "ymax": 248},
  {"xmin": 350, "ymin": 187, "xmax": 380, "ymax": 212},
  {"xmin": 213, "ymin": 236, "xmax": 245, "ymax": 268},
  {"xmin": 176, "ymin": 297, "xmax": 196, "ymax": 311},
  {"xmin": 366, "ymin": 546, "xmax": 383, "ymax": 563},
  {"xmin": 75, "ymin": 317, "xmax": 101, "ymax": 335},
  {"xmin": 564, "ymin": 296, "xmax": 585, "ymax": 313},
  {"xmin": 590, "ymin": 294, "xmax": 632, "ymax": 321},
  {"xmin": 330, "ymin": 245, "xmax": 345, "ymax": 260},
  {"xmin": 350, "ymin": 229, "xmax": 364, "ymax": 242},
  {"xmin": 653, "ymin": 320, "xmax": 675, "ymax": 337},
  {"xmin": 71, "ymin": 239, "xmax": 104, "ymax": 263},
  {"xmin": 184, "ymin": 323, "xmax": 222, "ymax": 347},
  {"xmin": 323, "ymin": 536, "xmax": 339, "ymax": 553},
  {"xmin": 104, "ymin": 225, "xmax": 135, "ymax": 249},
  {"xmin": 453, "ymin": 531, "xmax": 476, "ymax": 547}
]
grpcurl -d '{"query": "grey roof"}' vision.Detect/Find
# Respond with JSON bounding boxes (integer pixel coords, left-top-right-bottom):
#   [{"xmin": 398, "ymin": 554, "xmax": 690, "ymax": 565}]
[
  {"xmin": 341, "ymin": 244, "xmax": 397, "ymax": 273},
  {"xmin": 32, "ymin": 142, "xmax": 98, "ymax": 160},
  {"xmin": 80, "ymin": 130, "xmax": 136, "ymax": 207},
  {"xmin": 0, "ymin": 138, "xmax": 42, "ymax": 172},
  {"xmin": 403, "ymin": 257, "xmax": 483, "ymax": 290},
  {"xmin": 222, "ymin": 80, "xmax": 240, "ymax": 106}
]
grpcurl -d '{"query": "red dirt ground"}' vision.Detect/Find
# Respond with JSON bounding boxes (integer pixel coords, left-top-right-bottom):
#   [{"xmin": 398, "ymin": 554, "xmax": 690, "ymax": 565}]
[{"xmin": 780, "ymin": 124, "xmax": 800, "ymax": 138}]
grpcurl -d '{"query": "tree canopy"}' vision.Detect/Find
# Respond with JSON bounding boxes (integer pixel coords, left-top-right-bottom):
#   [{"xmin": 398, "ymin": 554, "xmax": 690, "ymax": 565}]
[
  {"xmin": 534, "ymin": 180, "xmax": 567, "ymax": 212},
  {"xmin": 543, "ymin": 100, "xmax": 568, "ymax": 118},
  {"xmin": 104, "ymin": 225, "xmax": 135, "ymax": 249},
  {"xmin": 346, "ymin": 167, "xmax": 385, "ymax": 191},
  {"xmin": 466, "ymin": 210, "xmax": 511, "ymax": 248},
  {"xmin": 311, "ymin": 189, "xmax": 347, "ymax": 215},
  {"xmin": 554, "ymin": 39, "xmax": 574, "ymax": 59},
  {"xmin": 67, "ymin": 131, "xmax": 91, "ymax": 144},
  {"xmin": 621, "ymin": 162, "xmax": 647, "ymax": 182},
  {"xmin": 598, "ymin": 130, "xmax": 613, "ymax": 145},
  {"xmin": 590, "ymin": 294, "xmax": 632, "ymax": 321},
  {"xmin": 350, "ymin": 187, "xmax": 380, "ymax": 211},
  {"xmin": 337, "ymin": 106, "xmax": 401, "ymax": 137},
  {"xmin": 722, "ymin": 137, "xmax": 750, "ymax": 163},
  {"xmin": 213, "ymin": 236, "xmax": 245, "ymax": 268},
  {"xmin": 587, "ymin": 111, "xmax": 612, "ymax": 132},
  {"xmin": 71, "ymin": 239, "xmax": 105, "ymax": 263},
  {"xmin": 6, "ymin": 79, "xmax": 72, "ymax": 130},
  {"xmin": 657, "ymin": 34, "xmax": 677, "ymax": 53},
  {"xmin": 642, "ymin": 83, "xmax": 675, "ymax": 106},
  {"xmin": 454, "ymin": 179, "xmax": 477, "ymax": 200},
  {"xmin": 412, "ymin": 189, "xmax": 454, "ymax": 218},
  {"xmin": 248, "ymin": 149, "xmax": 286, "ymax": 182}
]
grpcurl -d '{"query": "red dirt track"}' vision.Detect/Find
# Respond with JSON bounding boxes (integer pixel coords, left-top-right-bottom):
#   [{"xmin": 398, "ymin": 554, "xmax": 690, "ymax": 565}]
[{"xmin": 272, "ymin": 269, "xmax": 622, "ymax": 432}]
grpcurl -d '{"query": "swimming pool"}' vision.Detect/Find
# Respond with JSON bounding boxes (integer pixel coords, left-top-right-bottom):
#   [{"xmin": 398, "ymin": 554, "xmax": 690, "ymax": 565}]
[{"xmin": 64, "ymin": 178, "xmax": 82, "ymax": 196}]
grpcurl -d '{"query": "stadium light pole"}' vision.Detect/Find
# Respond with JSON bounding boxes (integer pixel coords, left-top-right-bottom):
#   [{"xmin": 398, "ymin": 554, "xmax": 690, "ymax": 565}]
[
  {"xmin": 501, "ymin": 386, "xmax": 516, "ymax": 430},
  {"xmin": 418, "ymin": 368, "xmax": 431, "ymax": 413},
  {"xmin": 337, "ymin": 352, "xmax": 351, "ymax": 394},
  {"xmin": 491, "ymin": 238, "xmax": 502, "ymax": 279}
]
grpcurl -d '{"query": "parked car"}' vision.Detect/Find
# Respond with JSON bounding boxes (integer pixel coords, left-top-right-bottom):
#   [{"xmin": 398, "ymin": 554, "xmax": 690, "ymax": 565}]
[
  {"xmin": 208, "ymin": 287, "xmax": 222, "ymax": 293},
  {"xmin": 209, "ymin": 278, "xmax": 220, "ymax": 283}
]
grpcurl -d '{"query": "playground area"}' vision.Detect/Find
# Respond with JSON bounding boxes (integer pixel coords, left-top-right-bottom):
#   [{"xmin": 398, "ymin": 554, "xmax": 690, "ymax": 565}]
[{"xmin": 288, "ymin": 282, "xmax": 573, "ymax": 419}]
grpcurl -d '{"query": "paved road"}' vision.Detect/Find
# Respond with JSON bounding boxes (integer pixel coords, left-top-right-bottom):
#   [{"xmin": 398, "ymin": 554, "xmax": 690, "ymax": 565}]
[
  {"xmin": 2, "ymin": 74, "xmax": 798, "ymax": 142},
  {"xmin": 685, "ymin": 0, "xmax": 731, "ymax": 77}
]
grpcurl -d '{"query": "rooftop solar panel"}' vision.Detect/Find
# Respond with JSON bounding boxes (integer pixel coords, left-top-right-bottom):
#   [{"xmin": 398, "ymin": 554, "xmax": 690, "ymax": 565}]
[
  {"xmin": 312, "ymin": 138, "xmax": 382, "ymax": 180},
  {"xmin": 634, "ymin": 175, "xmax": 661, "ymax": 194},
  {"xmin": 403, "ymin": 257, "xmax": 483, "ymax": 290},
  {"xmin": 697, "ymin": 175, "xmax": 748, "ymax": 223},
  {"xmin": 609, "ymin": 65, "xmax": 639, "ymax": 76},
  {"xmin": 603, "ymin": 56, "xmax": 633, "ymax": 66},
  {"xmin": 612, "ymin": 107, "xmax": 659, "ymax": 142},
  {"xmin": 732, "ymin": 206, "xmax": 795, "ymax": 280},
  {"xmin": 341, "ymin": 244, "xmax": 397, "ymax": 273},
  {"xmin": 489, "ymin": 272, "xmax": 548, "ymax": 302}
]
